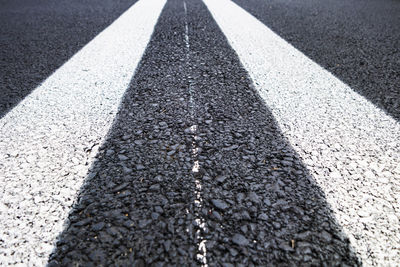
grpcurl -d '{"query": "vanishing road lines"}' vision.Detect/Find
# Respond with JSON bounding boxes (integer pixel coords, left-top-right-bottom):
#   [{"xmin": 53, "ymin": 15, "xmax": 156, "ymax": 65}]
[{"xmin": 1, "ymin": 0, "xmax": 399, "ymax": 265}]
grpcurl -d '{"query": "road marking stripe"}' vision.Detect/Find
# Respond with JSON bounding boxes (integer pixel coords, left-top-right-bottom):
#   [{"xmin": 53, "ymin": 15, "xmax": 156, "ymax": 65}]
[
  {"xmin": 183, "ymin": 1, "xmax": 208, "ymax": 265},
  {"xmin": 0, "ymin": 0, "xmax": 166, "ymax": 265},
  {"xmin": 203, "ymin": 0, "xmax": 400, "ymax": 263}
]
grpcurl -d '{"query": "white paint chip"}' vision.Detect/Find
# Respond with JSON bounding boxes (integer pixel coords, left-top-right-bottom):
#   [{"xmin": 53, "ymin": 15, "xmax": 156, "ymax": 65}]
[{"xmin": 0, "ymin": 0, "xmax": 166, "ymax": 265}]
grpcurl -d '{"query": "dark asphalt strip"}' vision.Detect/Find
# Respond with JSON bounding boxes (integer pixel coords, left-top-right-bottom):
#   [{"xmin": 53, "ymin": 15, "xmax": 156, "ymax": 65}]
[
  {"xmin": 187, "ymin": 0, "xmax": 359, "ymax": 265},
  {"xmin": 233, "ymin": 0, "xmax": 400, "ymax": 121},
  {"xmin": 49, "ymin": 0, "xmax": 358, "ymax": 265},
  {"xmin": 48, "ymin": 0, "xmax": 199, "ymax": 265},
  {"xmin": 0, "ymin": 0, "xmax": 137, "ymax": 118}
]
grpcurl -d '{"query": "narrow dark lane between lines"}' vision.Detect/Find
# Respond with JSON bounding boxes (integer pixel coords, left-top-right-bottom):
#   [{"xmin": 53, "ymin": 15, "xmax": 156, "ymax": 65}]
[
  {"xmin": 187, "ymin": 0, "xmax": 359, "ymax": 265},
  {"xmin": 0, "ymin": 0, "xmax": 137, "ymax": 118},
  {"xmin": 49, "ymin": 0, "xmax": 199, "ymax": 265},
  {"xmin": 233, "ymin": 0, "xmax": 400, "ymax": 121},
  {"xmin": 49, "ymin": 0, "xmax": 359, "ymax": 265}
]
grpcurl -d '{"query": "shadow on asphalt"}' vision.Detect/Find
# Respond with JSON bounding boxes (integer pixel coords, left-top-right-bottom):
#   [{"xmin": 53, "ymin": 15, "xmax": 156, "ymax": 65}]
[
  {"xmin": 233, "ymin": 0, "xmax": 400, "ymax": 121},
  {"xmin": 48, "ymin": 0, "xmax": 360, "ymax": 265},
  {"xmin": 0, "ymin": 0, "xmax": 137, "ymax": 119}
]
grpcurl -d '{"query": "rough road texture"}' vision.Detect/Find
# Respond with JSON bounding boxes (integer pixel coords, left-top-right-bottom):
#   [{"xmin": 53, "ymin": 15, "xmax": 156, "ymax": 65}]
[
  {"xmin": 48, "ymin": 0, "xmax": 359, "ymax": 265},
  {"xmin": 222, "ymin": 0, "xmax": 400, "ymax": 265},
  {"xmin": 0, "ymin": 0, "xmax": 163, "ymax": 265},
  {"xmin": 1, "ymin": 0, "xmax": 398, "ymax": 265},
  {"xmin": 234, "ymin": 0, "xmax": 400, "ymax": 121},
  {"xmin": 0, "ymin": 0, "xmax": 137, "ymax": 118},
  {"xmin": 49, "ymin": 1, "xmax": 198, "ymax": 265}
]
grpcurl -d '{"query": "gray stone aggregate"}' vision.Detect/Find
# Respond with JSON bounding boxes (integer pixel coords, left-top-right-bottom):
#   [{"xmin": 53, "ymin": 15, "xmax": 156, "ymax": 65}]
[
  {"xmin": 0, "ymin": 0, "xmax": 164, "ymax": 265},
  {"xmin": 234, "ymin": 0, "xmax": 400, "ymax": 121},
  {"xmin": 206, "ymin": 0, "xmax": 400, "ymax": 264},
  {"xmin": 1, "ymin": 0, "xmax": 398, "ymax": 265},
  {"xmin": 0, "ymin": 0, "xmax": 138, "ymax": 118},
  {"xmin": 48, "ymin": 0, "xmax": 359, "ymax": 265}
]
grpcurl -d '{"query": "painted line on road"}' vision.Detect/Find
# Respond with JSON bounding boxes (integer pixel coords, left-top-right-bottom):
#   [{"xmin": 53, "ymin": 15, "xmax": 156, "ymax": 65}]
[
  {"xmin": 0, "ymin": 0, "xmax": 166, "ymax": 265},
  {"xmin": 203, "ymin": 0, "xmax": 400, "ymax": 264},
  {"xmin": 183, "ymin": 1, "xmax": 208, "ymax": 265}
]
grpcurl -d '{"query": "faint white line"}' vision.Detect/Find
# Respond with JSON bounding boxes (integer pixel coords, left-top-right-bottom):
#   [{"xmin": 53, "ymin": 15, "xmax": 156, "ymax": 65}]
[
  {"xmin": 0, "ymin": 0, "xmax": 166, "ymax": 265},
  {"xmin": 203, "ymin": 0, "xmax": 400, "ymax": 264},
  {"xmin": 183, "ymin": 1, "xmax": 208, "ymax": 265},
  {"xmin": 184, "ymin": 1, "xmax": 189, "ymax": 50}
]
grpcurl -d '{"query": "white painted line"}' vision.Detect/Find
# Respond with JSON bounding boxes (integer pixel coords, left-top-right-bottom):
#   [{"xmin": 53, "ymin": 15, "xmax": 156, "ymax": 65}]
[
  {"xmin": 0, "ymin": 0, "xmax": 166, "ymax": 265},
  {"xmin": 203, "ymin": 0, "xmax": 400, "ymax": 264},
  {"xmin": 183, "ymin": 1, "xmax": 208, "ymax": 265}
]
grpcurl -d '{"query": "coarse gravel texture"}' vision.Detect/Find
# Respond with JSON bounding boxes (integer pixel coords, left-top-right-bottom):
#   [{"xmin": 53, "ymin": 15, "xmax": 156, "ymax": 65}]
[
  {"xmin": 49, "ymin": 0, "xmax": 199, "ymax": 265},
  {"xmin": 49, "ymin": 0, "xmax": 359, "ymax": 265},
  {"xmin": 0, "ymin": 0, "xmax": 137, "ymax": 118},
  {"xmin": 205, "ymin": 0, "xmax": 400, "ymax": 265},
  {"xmin": 187, "ymin": 0, "xmax": 358, "ymax": 265},
  {"xmin": 0, "ymin": 0, "xmax": 165, "ymax": 265},
  {"xmin": 233, "ymin": 0, "xmax": 400, "ymax": 121},
  {"xmin": 2, "ymin": 0, "xmax": 398, "ymax": 265}
]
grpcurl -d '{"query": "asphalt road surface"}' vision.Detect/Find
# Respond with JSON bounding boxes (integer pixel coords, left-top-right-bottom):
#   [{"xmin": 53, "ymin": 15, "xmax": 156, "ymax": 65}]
[{"xmin": 0, "ymin": 0, "xmax": 399, "ymax": 266}]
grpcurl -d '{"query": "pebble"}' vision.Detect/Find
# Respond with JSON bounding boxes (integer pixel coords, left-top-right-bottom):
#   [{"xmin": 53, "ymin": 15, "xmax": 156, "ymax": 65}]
[
  {"xmin": 92, "ymin": 222, "xmax": 105, "ymax": 231},
  {"xmin": 258, "ymin": 213, "xmax": 269, "ymax": 221},
  {"xmin": 236, "ymin": 193, "xmax": 245, "ymax": 203},
  {"xmin": 118, "ymin": 154, "xmax": 129, "ymax": 161},
  {"xmin": 321, "ymin": 231, "xmax": 332, "ymax": 243},
  {"xmin": 136, "ymin": 164, "xmax": 145, "ymax": 170},
  {"xmin": 149, "ymin": 184, "xmax": 161, "ymax": 191},
  {"xmin": 216, "ymin": 175, "xmax": 227, "ymax": 184},
  {"xmin": 212, "ymin": 211, "xmax": 223, "ymax": 221},
  {"xmin": 211, "ymin": 199, "xmax": 229, "ymax": 210},
  {"xmin": 232, "ymin": 234, "xmax": 249, "ymax": 246},
  {"xmin": 248, "ymin": 192, "xmax": 261, "ymax": 204}
]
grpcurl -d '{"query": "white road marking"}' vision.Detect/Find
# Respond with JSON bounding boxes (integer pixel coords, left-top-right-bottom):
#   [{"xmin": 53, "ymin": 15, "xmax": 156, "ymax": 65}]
[
  {"xmin": 183, "ymin": 1, "xmax": 208, "ymax": 265},
  {"xmin": 0, "ymin": 0, "xmax": 166, "ymax": 265},
  {"xmin": 203, "ymin": 0, "xmax": 400, "ymax": 264}
]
